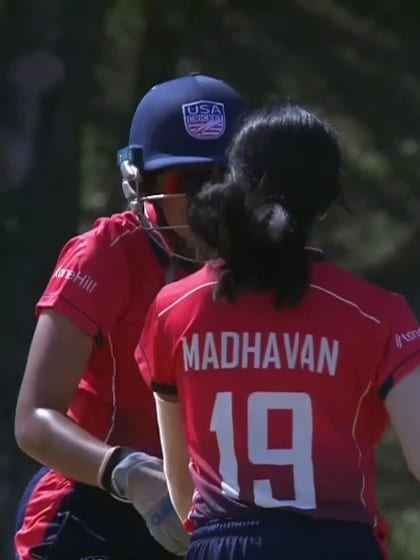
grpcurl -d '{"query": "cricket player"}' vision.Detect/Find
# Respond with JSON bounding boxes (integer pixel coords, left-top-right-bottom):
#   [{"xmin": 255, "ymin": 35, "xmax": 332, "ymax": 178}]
[
  {"xmin": 138, "ymin": 105, "xmax": 420, "ymax": 560},
  {"xmin": 14, "ymin": 73, "xmax": 245, "ymax": 560}
]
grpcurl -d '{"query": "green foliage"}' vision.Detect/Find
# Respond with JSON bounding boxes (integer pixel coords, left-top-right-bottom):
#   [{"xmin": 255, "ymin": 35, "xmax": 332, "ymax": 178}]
[{"xmin": 3, "ymin": 1, "xmax": 420, "ymax": 558}]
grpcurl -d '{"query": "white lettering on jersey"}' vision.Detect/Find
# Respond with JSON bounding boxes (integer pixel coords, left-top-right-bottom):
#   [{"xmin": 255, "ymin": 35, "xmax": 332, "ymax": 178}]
[
  {"xmin": 54, "ymin": 267, "xmax": 98, "ymax": 293},
  {"xmin": 181, "ymin": 332, "xmax": 340, "ymax": 376},
  {"xmin": 262, "ymin": 332, "xmax": 281, "ymax": 369},
  {"xmin": 242, "ymin": 332, "xmax": 262, "ymax": 368},
  {"xmin": 395, "ymin": 328, "xmax": 420, "ymax": 348},
  {"xmin": 182, "ymin": 333, "xmax": 200, "ymax": 371},
  {"xmin": 202, "ymin": 332, "xmax": 219, "ymax": 369},
  {"xmin": 220, "ymin": 332, "xmax": 240, "ymax": 368}
]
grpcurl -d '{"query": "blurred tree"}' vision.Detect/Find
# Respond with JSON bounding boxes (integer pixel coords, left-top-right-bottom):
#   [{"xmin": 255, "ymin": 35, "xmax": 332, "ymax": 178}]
[
  {"xmin": 2, "ymin": 0, "xmax": 420, "ymax": 558},
  {"xmin": 0, "ymin": 1, "xmax": 107, "ymax": 556}
]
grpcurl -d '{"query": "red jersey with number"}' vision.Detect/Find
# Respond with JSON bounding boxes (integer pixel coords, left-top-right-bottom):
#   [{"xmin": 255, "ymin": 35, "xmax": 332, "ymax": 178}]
[
  {"xmin": 37, "ymin": 210, "xmax": 186, "ymax": 456},
  {"xmin": 137, "ymin": 251, "xmax": 420, "ymax": 528}
]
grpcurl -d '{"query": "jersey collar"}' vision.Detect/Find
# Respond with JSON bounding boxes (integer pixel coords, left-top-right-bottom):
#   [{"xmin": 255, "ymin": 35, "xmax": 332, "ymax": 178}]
[{"xmin": 305, "ymin": 246, "xmax": 325, "ymax": 261}]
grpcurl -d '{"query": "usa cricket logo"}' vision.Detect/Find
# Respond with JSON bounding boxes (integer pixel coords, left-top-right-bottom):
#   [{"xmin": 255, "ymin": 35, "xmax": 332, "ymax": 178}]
[{"xmin": 182, "ymin": 100, "xmax": 226, "ymax": 140}]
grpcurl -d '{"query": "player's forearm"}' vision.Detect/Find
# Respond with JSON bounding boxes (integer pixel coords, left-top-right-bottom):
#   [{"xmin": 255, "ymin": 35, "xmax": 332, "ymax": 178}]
[
  {"xmin": 166, "ymin": 466, "xmax": 194, "ymax": 521},
  {"xmin": 154, "ymin": 395, "xmax": 193, "ymax": 518},
  {"xmin": 15, "ymin": 408, "xmax": 110, "ymax": 486}
]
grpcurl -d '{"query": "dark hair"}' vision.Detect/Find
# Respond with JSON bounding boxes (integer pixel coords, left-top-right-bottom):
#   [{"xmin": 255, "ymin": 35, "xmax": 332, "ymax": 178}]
[{"xmin": 188, "ymin": 105, "xmax": 342, "ymax": 306}]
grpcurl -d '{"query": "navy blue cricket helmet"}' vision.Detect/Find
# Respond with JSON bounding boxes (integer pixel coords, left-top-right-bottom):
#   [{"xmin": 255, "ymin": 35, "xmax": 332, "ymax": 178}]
[
  {"xmin": 118, "ymin": 73, "xmax": 246, "ymax": 172},
  {"xmin": 117, "ymin": 73, "xmax": 246, "ymax": 263}
]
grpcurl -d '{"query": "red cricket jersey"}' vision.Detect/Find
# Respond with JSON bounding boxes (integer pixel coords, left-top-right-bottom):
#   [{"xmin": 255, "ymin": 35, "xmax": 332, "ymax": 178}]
[
  {"xmin": 138, "ymin": 251, "xmax": 420, "ymax": 530},
  {"xmin": 37, "ymin": 210, "xmax": 179, "ymax": 456}
]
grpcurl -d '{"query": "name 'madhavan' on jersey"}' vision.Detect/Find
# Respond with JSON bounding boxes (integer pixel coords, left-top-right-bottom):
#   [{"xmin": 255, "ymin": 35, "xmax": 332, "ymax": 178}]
[{"xmin": 137, "ymin": 250, "xmax": 420, "ymax": 532}]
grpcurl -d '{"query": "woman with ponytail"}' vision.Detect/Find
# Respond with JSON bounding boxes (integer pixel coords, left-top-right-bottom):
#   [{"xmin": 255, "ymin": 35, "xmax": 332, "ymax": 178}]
[{"xmin": 137, "ymin": 105, "xmax": 420, "ymax": 560}]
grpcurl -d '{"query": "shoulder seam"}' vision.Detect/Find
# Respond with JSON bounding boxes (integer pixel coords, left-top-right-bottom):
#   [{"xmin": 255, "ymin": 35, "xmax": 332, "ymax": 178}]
[
  {"xmin": 109, "ymin": 224, "xmax": 141, "ymax": 248},
  {"xmin": 310, "ymin": 283, "xmax": 381, "ymax": 324},
  {"xmin": 158, "ymin": 281, "xmax": 217, "ymax": 318}
]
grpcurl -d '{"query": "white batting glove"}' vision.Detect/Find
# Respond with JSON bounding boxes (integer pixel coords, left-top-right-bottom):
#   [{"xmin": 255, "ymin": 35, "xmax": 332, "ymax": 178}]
[{"xmin": 107, "ymin": 449, "xmax": 189, "ymax": 556}]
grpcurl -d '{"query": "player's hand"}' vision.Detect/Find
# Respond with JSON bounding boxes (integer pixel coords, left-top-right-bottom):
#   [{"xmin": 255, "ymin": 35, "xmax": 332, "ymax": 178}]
[
  {"xmin": 101, "ymin": 448, "xmax": 189, "ymax": 555},
  {"xmin": 140, "ymin": 493, "xmax": 191, "ymax": 557}
]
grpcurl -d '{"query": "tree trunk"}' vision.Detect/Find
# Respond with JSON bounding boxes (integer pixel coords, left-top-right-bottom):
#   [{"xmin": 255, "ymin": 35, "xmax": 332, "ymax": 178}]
[{"xmin": 0, "ymin": 2, "xmax": 106, "ymax": 557}]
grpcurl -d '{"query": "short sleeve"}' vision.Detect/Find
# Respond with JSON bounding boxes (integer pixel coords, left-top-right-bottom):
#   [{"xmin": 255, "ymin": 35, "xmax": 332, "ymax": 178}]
[
  {"xmin": 136, "ymin": 301, "xmax": 177, "ymax": 395},
  {"xmin": 377, "ymin": 297, "xmax": 420, "ymax": 400},
  {"xmin": 36, "ymin": 226, "xmax": 129, "ymax": 337}
]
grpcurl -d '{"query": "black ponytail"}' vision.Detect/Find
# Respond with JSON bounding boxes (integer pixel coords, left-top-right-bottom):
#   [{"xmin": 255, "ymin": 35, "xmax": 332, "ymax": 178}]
[
  {"xmin": 188, "ymin": 104, "xmax": 342, "ymax": 307},
  {"xmin": 247, "ymin": 201, "xmax": 309, "ymax": 306},
  {"xmin": 189, "ymin": 180, "xmax": 310, "ymax": 306}
]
